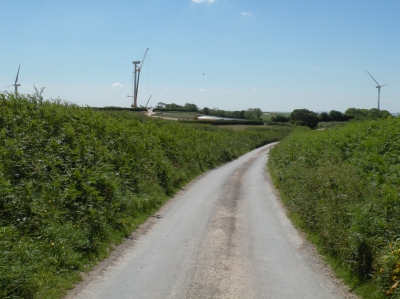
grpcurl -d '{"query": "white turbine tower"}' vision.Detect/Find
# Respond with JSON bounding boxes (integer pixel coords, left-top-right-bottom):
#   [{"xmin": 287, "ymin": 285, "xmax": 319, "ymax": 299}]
[
  {"xmin": 7, "ymin": 64, "xmax": 21, "ymax": 95},
  {"xmin": 365, "ymin": 69, "xmax": 391, "ymax": 110}
]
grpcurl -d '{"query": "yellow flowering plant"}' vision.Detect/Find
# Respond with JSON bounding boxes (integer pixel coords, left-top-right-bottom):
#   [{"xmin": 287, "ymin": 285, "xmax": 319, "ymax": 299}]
[{"xmin": 377, "ymin": 240, "xmax": 400, "ymax": 297}]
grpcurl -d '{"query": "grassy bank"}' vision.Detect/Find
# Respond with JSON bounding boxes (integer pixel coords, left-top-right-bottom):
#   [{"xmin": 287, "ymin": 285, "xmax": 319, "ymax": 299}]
[
  {"xmin": 0, "ymin": 92, "xmax": 291, "ymax": 298},
  {"xmin": 268, "ymin": 119, "xmax": 400, "ymax": 298}
]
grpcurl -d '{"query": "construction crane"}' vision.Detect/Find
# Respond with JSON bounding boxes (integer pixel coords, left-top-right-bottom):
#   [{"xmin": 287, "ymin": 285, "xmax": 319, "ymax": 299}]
[
  {"xmin": 145, "ymin": 95, "xmax": 152, "ymax": 108},
  {"xmin": 131, "ymin": 48, "xmax": 149, "ymax": 108}
]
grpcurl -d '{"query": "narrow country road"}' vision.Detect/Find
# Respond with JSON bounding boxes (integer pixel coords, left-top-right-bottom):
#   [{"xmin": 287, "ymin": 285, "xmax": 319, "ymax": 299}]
[{"xmin": 66, "ymin": 143, "xmax": 354, "ymax": 299}]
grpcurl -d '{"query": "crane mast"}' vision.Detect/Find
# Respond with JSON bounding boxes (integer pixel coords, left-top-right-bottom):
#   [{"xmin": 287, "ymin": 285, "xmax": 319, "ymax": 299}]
[
  {"xmin": 131, "ymin": 48, "xmax": 149, "ymax": 108},
  {"xmin": 145, "ymin": 95, "xmax": 152, "ymax": 108}
]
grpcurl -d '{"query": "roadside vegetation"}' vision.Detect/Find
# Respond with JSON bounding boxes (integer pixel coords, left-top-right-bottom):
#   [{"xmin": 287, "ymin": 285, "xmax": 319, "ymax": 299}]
[
  {"xmin": 268, "ymin": 118, "xmax": 400, "ymax": 298},
  {"xmin": 0, "ymin": 92, "xmax": 291, "ymax": 298},
  {"xmin": 154, "ymin": 102, "xmax": 264, "ymax": 121},
  {"xmin": 263, "ymin": 108, "xmax": 391, "ymax": 129}
]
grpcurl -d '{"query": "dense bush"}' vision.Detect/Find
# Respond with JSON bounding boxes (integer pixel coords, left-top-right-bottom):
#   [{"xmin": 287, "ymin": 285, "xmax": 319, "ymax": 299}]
[
  {"xmin": 328, "ymin": 110, "xmax": 347, "ymax": 121},
  {"xmin": 345, "ymin": 108, "xmax": 392, "ymax": 120},
  {"xmin": 271, "ymin": 114, "xmax": 290, "ymax": 123},
  {"xmin": 199, "ymin": 107, "xmax": 245, "ymax": 119},
  {"xmin": 0, "ymin": 92, "xmax": 291, "ymax": 298},
  {"xmin": 154, "ymin": 102, "xmax": 198, "ymax": 112},
  {"xmin": 268, "ymin": 118, "xmax": 400, "ymax": 298},
  {"xmin": 198, "ymin": 107, "xmax": 263, "ymax": 120},
  {"xmin": 289, "ymin": 109, "xmax": 319, "ymax": 129}
]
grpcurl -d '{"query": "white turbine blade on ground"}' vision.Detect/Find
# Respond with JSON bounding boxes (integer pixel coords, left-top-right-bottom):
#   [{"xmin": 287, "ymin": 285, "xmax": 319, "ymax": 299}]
[
  {"xmin": 15, "ymin": 64, "xmax": 21, "ymax": 84},
  {"xmin": 365, "ymin": 69, "xmax": 380, "ymax": 86}
]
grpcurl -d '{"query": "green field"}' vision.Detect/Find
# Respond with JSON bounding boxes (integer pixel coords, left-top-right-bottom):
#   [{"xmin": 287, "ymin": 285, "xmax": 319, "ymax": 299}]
[
  {"xmin": 153, "ymin": 111, "xmax": 202, "ymax": 120},
  {"xmin": 154, "ymin": 111, "xmax": 292, "ymax": 122},
  {"xmin": 268, "ymin": 119, "xmax": 400, "ymax": 298},
  {"xmin": 0, "ymin": 92, "xmax": 292, "ymax": 298}
]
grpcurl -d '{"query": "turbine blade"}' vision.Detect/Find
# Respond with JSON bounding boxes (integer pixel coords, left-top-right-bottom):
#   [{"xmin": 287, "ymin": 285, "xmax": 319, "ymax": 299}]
[
  {"xmin": 15, "ymin": 63, "xmax": 21, "ymax": 84},
  {"xmin": 365, "ymin": 69, "xmax": 380, "ymax": 85},
  {"xmin": 381, "ymin": 82, "xmax": 393, "ymax": 87}
]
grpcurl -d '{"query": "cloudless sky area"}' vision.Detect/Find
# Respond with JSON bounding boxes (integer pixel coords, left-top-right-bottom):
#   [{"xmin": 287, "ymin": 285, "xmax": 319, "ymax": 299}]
[{"xmin": 1, "ymin": 0, "xmax": 400, "ymax": 112}]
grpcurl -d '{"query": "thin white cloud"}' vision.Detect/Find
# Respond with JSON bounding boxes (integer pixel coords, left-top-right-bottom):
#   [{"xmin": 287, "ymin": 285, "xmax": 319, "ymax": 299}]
[
  {"xmin": 192, "ymin": 0, "xmax": 215, "ymax": 3},
  {"xmin": 241, "ymin": 12, "xmax": 253, "ymax": 17},
  {"xmin": 112, "ymin": 83, "xmax": 123, "ymax": 88}
]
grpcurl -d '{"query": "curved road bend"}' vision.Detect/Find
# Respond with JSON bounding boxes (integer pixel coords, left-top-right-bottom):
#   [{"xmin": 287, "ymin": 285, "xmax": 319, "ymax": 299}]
[{"xmin": 67, "ymin": 143, "xmax": 347, "ymax": 299}]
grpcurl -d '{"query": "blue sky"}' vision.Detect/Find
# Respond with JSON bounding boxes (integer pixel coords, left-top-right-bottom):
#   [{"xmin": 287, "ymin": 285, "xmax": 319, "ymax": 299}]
[{"xmin": 1, "ymin": 0, "xmax": 400, "ymax": 112}]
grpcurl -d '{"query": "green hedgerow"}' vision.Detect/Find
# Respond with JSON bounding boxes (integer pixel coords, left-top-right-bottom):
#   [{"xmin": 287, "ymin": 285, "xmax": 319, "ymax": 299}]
[
  {"xmin": 268, "ymin": 118, "xmax": 400, "ymax": 298},
  {"xmin": 0, "ymin": 91, "xmax": 292, "ymax": 298}
]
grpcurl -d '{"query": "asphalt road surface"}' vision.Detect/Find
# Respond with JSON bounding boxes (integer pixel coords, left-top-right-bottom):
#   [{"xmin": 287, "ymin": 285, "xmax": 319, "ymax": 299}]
[{"xmin": 66, "ymin": 143, "xmax": 353, "ymax": 299}]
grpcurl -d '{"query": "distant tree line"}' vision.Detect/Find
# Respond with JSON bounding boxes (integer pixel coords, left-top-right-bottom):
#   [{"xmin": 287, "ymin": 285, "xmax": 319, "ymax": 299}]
[
  {"xmin": 277, "ymin": 108, "xmax": 392, "ymax": 129},
  {"xmin": 154, "ymin": 103, "xmax": 264, "ymax": 120},
  {"xmin": 343, "ymin": 108, "xmax": 391, "ymax": 120},
  {"xmin": 200, "ymin": 107, "xmax": 263, "ymax": 120},
  {"xmin": 155, "ymin": 102, "xmax": 199, "ymax": 112},
  {"xmin": 180, "ymin": 119, "xmax": 264, "ymax": 126},
  {"xmin": 93, "ymin": 106, "xmax": 147, "ymax": 112}
]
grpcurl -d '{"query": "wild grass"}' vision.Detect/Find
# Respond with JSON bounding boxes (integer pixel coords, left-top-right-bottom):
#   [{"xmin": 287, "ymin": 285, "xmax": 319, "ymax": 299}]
[
  {"xmin": 268, "ymin": 119, "xmax": 400, "ymax": 298},
  {"xmin": 0, "ymin": 92, "xmax": 292, "ymax": 298}
]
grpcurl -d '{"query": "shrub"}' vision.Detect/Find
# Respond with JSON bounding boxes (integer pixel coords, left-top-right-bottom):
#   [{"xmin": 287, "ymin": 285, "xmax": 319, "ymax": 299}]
[
  {"xmin": 271, "ymin": 115, "xmax": 290, "ymax": 122},
  {"xmin": 0, "ymin": 91, "xmax": 291, "ymax": 298},
  {"xmin": 268, "ymin": 118, "xmax": 400, "ymax": 297},
  {"xmin": 289, "ymin": 109, "xmax": 319, "ymax": 129}
]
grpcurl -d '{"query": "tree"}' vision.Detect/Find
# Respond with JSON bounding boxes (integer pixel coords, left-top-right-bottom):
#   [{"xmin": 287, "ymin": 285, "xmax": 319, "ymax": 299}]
[
  {"xmin": 156, "ymin": 102, "xmax": 167, "ymax": 109},
  {"xmin": 244, "ymin": 108, "xmax": 263, "ymax": 120},
  {"xmin": 318, "ymin": 112, "xmax": 330, "ymax": 122},
  {"xmin": 165, "ymin": 103, "xmax": 182, "ymax": 110},
  {"xmin": 184, "ymin": 103, "xmax": 198, "ymax": 112},
  {"xmin": 344, "ymin": 108, "xmax": 392, "ymax": 120},
  {"xmin": 272, "ymin": 115, "xmax": 290, "ymax": 122},
  {"xmin": 290, "ymin": 109, "xmax": 319, "ymax": 129},
  {"xmin": 202, "ymin": 107, "xmax": 210, "ymax": 115},
  {"xmin": 368, "ymin": 108, "xmax": 391, "ymax": 120},
  {"xmin": 329, "ymin": 110, "xmax": 345, "ymax": 121},
  {"xmin": 231, "ymin": 110, "xmax": 245, "ymax": 119}
]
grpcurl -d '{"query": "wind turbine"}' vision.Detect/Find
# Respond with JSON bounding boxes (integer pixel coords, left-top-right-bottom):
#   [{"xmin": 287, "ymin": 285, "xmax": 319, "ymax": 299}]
[
  {"xmin": 127, "ymin": 48, "xmax": 149, "ymax": 108},
  {"xmin": 7, "ymin": 64, "xmax": 21, "ymax": 95},
  {"xmin": 365, "ymin": 69, "xmax": 391, "ymax": 110}
]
